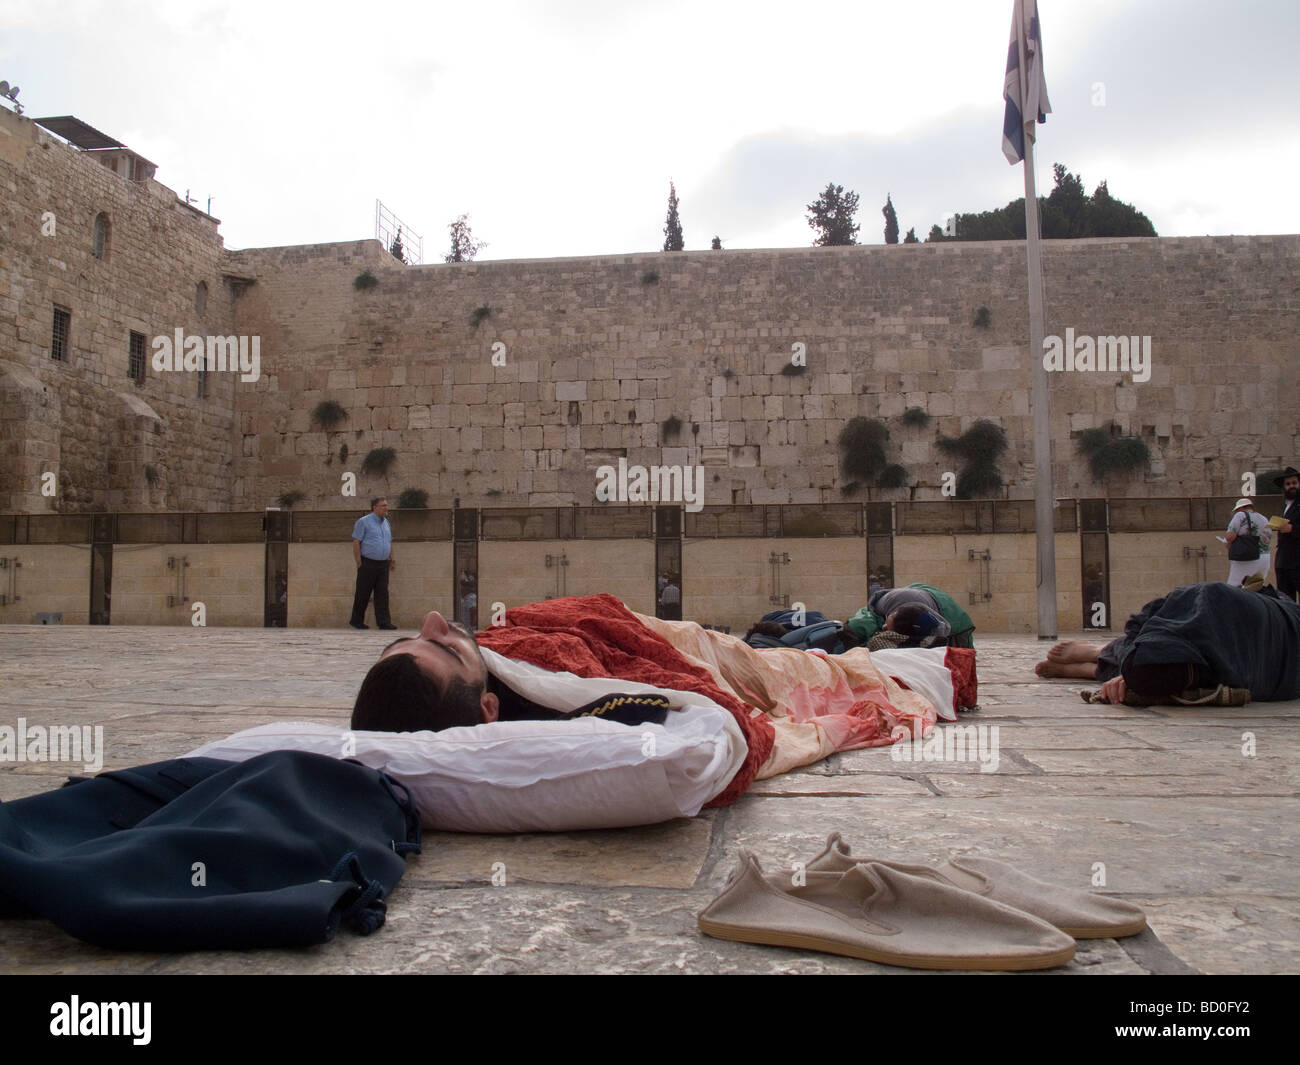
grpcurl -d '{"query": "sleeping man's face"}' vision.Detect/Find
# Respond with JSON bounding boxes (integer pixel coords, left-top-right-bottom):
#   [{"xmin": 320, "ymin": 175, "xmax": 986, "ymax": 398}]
[{"xmin": 379, "ymin": 610, "xmax": 498, "ymax": 723}]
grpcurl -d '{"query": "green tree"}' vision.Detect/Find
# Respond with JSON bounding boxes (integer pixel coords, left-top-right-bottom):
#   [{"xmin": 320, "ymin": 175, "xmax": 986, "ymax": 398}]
[
  {"xmin": 883, "ymin": 194, "xmax": 899, "ymax": 245},
  {"xmin": 711, "ymin": 235, "xmax": 722, "ymax": 250},
  {"xmin": 935, "ymin": 165, "xmax": 1156, "ymax": 242},
  {"xmin": 445, "ymin": 214, "xmax": 487, "ymax": 263},
  {"xmin": 807, "ymin": 183, "xmax": 861, "ymax": 246},
  {"xmin": 902, "ymin": 227, "xmax": 919, "ymax": 244},
  {"xmin": 663, "ymin": 182, "xmax": 684, "ymax": 251}
]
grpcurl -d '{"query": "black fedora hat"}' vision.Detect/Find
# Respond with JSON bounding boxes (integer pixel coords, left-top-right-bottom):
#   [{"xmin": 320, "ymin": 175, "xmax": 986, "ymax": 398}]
[{"xmin": 1274, "ymin": 466, "xmax": 1300, "ymax": 487}]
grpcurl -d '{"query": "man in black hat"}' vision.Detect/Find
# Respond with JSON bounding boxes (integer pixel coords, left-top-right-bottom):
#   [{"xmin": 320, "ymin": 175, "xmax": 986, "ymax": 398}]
[{"xmin": 1275, "ymin": 467, "xmax": 1300, "ymax": 601}]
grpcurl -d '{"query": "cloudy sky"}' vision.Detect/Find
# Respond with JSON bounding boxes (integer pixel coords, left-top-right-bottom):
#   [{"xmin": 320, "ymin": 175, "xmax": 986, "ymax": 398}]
[{"xmin": 3, "ymin": 0, "xmax": 1297, "ymax": 261}]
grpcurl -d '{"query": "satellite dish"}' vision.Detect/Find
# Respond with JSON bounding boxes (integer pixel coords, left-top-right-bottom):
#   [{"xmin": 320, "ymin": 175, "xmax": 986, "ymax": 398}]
[{"xmin": 0, "ymin": 82, "xmax": 9, "ymax": 95}]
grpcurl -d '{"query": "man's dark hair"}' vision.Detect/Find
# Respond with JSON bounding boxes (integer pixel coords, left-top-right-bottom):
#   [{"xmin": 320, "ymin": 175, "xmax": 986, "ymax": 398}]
[
  {"xmin": 351, "ymin": 654, "xmax": 484, "ymax": 732},
  {"xmin": 745, "ymin": 620, "xmax": 788, "ymax": 641},
  {"xmin": 370, "ymin": 496, "xmax": 386, "ymax": 509},
  {"xmin": 891, "ymin": 603, "xmax": 947, "ymax": 647}
]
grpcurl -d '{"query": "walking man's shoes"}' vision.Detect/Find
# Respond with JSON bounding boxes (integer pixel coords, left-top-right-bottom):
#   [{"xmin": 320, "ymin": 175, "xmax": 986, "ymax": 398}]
[{"xmin": 349, "ymin": 622, "xmax": 369, "ymax": 630}]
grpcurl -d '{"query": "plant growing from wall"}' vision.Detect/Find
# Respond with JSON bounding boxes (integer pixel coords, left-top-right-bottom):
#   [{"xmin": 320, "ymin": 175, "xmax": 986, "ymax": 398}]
[
  {"xmin": 360, "ymin": 447, "xmax": 398, "ymax": 478},
  {"xmin": 839, "ymin": 417, "xmax": 909, "ymax": 489},
  {"xmin": 641, "ymin": 269, "xmax": 660, "ymax": 285},
  {"xmin": 277, "ymin": 490, "xmax": 306, "ymax": 508},
  {"xmin": 486, "ymin": 488, "xmax": 503, "ymax": 497},
  {"xmin": 354, "ymin": 270, "xmax": 378, "ymax": 290},
  {"xmin": 144, "ymin": 465, "xmax": 160, "ymax": 486},
  {"xmin": 902, "ymin": 406, "xmax": 931, "ymax": 428},
  {"xmin": 311, "ymin": 400, "xmax": 348, "ymax": 431},
  {"xmin": 838, "ymin": 417, "xmax": 889, "ymax": 483},
  {"xmin": 937, "ymin": 418, "xmax": 1008, "ymax": 498},
  {"xmin": 973, "ymin": 306, "xmax": 992, "ymax": 328},
  {"xmin": 661, "ymin": 415, "xmax": 684, "ymax": 441},
  {"xmin": 339, "ymin": 442, "xmax": 349, "ymax": 464},
  {"xmin": 1077, "ymin": 424, "xmax": 1152, "ymax": 480},
  {"xmin": 780, "ymin": 362, "xmax": 807, "ymax": 376},
  {"xmin": 396, "ymin": 488, "xmax": 428, "ymax": 509},
  {"xmin": 878, "ymin": 464, "xmax": 910, "ymax": 489},
  {"xmin": 470, "ymin": 305, "xmax": 492, "ymax": 329}
]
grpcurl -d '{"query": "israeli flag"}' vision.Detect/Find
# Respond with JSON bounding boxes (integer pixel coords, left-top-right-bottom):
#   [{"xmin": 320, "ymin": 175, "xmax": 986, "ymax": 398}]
[{"xmin": 1003, "ymin": 0, "xmax": 1051, "ymax": 165}]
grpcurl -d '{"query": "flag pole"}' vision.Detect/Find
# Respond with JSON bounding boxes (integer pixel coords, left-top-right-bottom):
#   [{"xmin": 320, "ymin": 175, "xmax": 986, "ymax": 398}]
[{"xmin": 1022, "ymin": 130, "xmax": 1058, "ymax": 639}]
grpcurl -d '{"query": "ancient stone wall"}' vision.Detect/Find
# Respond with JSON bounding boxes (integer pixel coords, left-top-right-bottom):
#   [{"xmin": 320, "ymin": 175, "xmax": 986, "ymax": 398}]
[{"xmin": 225, "ymin": 234, "xmax": 1300, "ymax": 512}]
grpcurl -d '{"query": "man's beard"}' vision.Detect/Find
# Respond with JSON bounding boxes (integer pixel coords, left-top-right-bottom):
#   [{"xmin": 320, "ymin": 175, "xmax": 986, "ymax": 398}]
[{"xmin": 1287, "ymin": 486, "xmax": 1298, "ymax": 500}]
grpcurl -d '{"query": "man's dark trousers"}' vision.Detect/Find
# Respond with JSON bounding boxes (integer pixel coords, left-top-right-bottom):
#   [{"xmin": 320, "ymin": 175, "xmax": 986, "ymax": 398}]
[
  {"xmin": 351, "ymin": 558, "xmax": 392, "ymax": 627},
  {"xmin": 1278, "ymin": 567, "xmax": 1300, "ymax": 602}
]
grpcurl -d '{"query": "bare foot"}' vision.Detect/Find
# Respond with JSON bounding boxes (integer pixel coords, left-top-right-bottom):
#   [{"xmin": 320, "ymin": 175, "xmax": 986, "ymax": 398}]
[
  {"xmin": 1035, "ymin": 660, "xmax": 1100, "ymax": 679},
  {"xmin": 1046, "ymin": 640, "xmax": 1102, "ymax": 664}
]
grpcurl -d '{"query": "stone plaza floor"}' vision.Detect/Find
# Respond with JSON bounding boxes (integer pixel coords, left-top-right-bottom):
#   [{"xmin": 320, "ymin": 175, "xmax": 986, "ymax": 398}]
[{"xmin": 0, "ymin": 624, "xmax": 1295, "ymax": 975}]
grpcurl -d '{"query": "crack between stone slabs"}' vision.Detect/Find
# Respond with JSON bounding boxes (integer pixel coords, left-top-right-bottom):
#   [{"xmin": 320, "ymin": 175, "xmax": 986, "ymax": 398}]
[
  {"xmin": 743, "ymin": 789, "xmax": 938, "ymax": 799},
  {"xmin": 1119, "ymin": 927, "xmax": 1201, "ymax": 975},
  {"xmin": 999, "ymin": 749, "xmax": 1045, "ymax": 774},
  {"xmin": 694, "ymin": 805, "xmax": 732, "ymax": 888}
]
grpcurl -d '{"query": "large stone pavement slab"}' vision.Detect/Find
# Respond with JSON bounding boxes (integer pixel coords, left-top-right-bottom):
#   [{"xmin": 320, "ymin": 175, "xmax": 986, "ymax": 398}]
[{"xmin": 0, "ymin": 625, "xmax": 1295, "ymax": 974}]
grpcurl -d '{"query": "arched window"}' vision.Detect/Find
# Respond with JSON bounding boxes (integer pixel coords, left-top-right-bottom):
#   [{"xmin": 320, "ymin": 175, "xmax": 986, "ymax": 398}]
[
  {"xmin": 92, "ymin": 213, "xmax": 110, "ymax": 260},
  {"xmin": 195, "ymin": 280, "xmax": 208, "ymax": 316}
]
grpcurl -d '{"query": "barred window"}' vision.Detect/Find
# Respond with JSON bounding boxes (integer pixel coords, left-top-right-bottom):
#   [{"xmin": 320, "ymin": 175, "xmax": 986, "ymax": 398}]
[
  {"xmin": 128, "ymin": 331, "xmax": 146, "ymax": 383},
  {"xmin": 52, "ymin": 306, "xmax": 71, "ymax": 361}
]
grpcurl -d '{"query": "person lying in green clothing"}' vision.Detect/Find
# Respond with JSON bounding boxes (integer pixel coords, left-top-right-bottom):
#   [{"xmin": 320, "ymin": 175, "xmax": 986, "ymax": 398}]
[{"xmin": 847, "ymin": 583, "xmax": 976, "ymax": 649}]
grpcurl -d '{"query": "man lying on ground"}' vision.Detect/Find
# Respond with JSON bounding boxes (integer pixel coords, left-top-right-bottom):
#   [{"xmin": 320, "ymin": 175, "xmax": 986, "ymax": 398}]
[
  {"xmin": 351, "ymin": 610, "xmax": 670, "ymax": 731},
  {"xmin": 847, "ymin": 583, "xmax": 977, "ymax": 649},
  {"xmin": 348, "ymin": 595, "xmax": 977, "ymax": 803},
  {"xmin": 743, "ymin": 602, "xmax": 949, "ymax": 653},
  {"xmin": 1034, "ymin": 581, "xmax": 1300, "ymax": 705}
]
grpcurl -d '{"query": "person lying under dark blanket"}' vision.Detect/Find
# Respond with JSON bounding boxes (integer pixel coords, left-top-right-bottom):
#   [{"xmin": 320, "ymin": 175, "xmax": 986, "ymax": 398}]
[
  {"xmin": 1033, "ymin": 581, "xmax": 1300, "ymax": 705},
  {"xmin": 351, "ymin": 609, "xmax": 671, "ymax": 732}
]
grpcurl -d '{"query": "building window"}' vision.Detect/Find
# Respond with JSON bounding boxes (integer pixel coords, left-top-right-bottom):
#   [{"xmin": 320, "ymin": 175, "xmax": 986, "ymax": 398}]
[
  {"xmin": 52, "ymin": 306, "xmax": 71, "ymax": 361},
  {"xmin": 92, "ymin": 213, "xmax": 110, "ymax": 260},
  {"xmin": 128, "ymin": 331, "xmax": 147, "ymax": 383},
  {"xmin": 195, "ymin": 280, "xmax": 208, "ymax": 316}
]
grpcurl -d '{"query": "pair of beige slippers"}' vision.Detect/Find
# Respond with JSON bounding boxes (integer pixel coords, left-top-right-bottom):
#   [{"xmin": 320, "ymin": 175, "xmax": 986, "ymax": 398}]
[{"xmin": 698, "ymin": 832, "xmax": 1147, "ymax": 971}]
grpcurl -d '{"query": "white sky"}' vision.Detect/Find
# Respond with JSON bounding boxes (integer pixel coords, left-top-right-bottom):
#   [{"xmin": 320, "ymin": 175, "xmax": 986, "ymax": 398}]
[{"xmin": 3, "ymin": 0, "xmax": 1297, "ymax": 260}]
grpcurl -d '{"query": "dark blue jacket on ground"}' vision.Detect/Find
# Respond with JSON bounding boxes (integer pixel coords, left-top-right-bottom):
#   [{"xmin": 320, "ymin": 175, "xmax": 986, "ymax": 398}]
[{"xmin": 0, "ymin": 750, "xmax": 421, "ymax": 951}]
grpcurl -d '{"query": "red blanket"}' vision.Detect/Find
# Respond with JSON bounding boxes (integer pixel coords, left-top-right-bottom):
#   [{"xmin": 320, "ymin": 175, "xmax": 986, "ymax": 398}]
[{"xmin": 477, "ymin": 594, "xmax": 773, "ymax": 806}]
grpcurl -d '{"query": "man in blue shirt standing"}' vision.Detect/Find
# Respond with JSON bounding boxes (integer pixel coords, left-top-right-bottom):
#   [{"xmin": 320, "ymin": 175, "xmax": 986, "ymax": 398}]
[{"xmin": 350, "ymin": 497, "xmax": 396, "ymax": 630}]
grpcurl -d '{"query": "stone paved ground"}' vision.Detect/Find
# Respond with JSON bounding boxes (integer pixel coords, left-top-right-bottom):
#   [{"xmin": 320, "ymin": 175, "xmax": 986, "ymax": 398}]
[{"xmin": 0, "ymin": 625, "xmax": 1295, "ymax": 975}]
